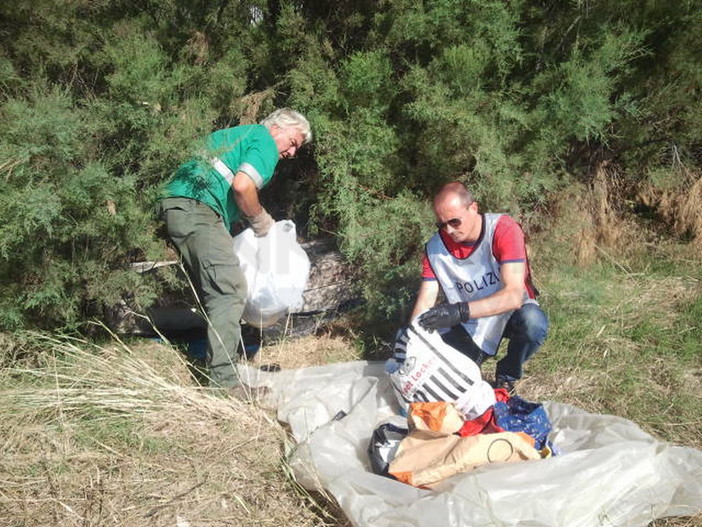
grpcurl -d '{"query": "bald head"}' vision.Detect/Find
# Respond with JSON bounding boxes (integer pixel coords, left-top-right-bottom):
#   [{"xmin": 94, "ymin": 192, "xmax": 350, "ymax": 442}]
[
  {"xmin": 434, "ymin": 181, "xmax": 474, "ymax": 209},
  {"xmin": 432, "ymin": 182, "xmax": 481, "ymax": 242}
]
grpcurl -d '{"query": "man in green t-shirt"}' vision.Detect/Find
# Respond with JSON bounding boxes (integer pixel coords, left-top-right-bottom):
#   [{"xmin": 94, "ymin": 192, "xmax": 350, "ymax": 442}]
[{"xmin": 159, "ymin": 108, "xmax": 312, "ymax": 397}]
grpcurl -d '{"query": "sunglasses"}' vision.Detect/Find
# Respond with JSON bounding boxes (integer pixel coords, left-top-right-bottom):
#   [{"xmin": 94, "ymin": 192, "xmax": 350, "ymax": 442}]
[{"xmin": 435, "ymin": 218, "xmax": 462, "ymax": 230}]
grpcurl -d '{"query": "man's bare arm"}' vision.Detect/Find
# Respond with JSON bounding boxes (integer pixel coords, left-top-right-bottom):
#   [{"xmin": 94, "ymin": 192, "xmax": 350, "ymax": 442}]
[
  {"xmin": 467, "ymin": 261, "xmax": 526, "ymax": 318},
  {"xmin": 410, "ymin": 279, "xmax": 440, "ymax": 321}
]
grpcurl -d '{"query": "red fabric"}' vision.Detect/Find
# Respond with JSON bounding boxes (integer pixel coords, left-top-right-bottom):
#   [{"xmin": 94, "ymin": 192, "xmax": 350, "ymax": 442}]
[
  {"xmin": 457, "ymin": 389, "xmax": 511, "ymax": 437},
  {"xmin": 494, "ymin": 388, "xmax": 510, "ymax": 403},
  {"xmin": 457, "ymin": 407, "xmax": 504, "ymax": 437},
  {"xmin": 421, "ymin": 215, "xmax": 536, "ymax": 299}
]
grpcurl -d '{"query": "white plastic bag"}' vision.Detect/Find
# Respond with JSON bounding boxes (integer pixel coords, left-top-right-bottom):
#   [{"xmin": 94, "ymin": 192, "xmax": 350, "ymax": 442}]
[
  {"xmin": 232, "ymin": 220, "xmax": 310, "ymax": 328},
  {"xmin": 387, "ymin": 322, "xmax": 495, "ymax": 420}
]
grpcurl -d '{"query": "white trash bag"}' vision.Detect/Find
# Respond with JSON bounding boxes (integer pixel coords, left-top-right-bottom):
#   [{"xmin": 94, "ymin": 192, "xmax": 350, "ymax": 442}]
[
  {"xmin": 233, "ymin": 220, "xmax": 310, "ymax": 328},
  {"xmin": 386, "ymin": 321, "xmax": 495, "ymax": 420}
]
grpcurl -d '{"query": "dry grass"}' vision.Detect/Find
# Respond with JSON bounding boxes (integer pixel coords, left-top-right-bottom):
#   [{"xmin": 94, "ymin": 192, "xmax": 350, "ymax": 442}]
[
  {"xmin": 543, "ymin": 162, "xmax": 647, "ymax": 268},
  {"xmin": 653, "ymin": 518, "xmax": 702, "ymax": 527},
  {"xmin": 637, "ymin": 169, "xmax": 702, "ymax": 251},
  {"xmin": 0, "ymin": 334, "xmax": 333, "ymax": 527},
  {"xmin": 250, "ymin": 331, "xmax": 359, "ymax": 370}
]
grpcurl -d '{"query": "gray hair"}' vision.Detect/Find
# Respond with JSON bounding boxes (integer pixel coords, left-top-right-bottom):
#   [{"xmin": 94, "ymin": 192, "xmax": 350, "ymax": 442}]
[{"xmin": 260, "ymin": 108, "xmax": 312, "ymax": 145}]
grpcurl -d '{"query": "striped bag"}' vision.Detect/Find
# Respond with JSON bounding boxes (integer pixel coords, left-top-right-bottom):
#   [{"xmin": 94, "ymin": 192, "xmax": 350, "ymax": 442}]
[{"xmin": 386, "ymin": 323, "xmax": 495, "ymax": 420}]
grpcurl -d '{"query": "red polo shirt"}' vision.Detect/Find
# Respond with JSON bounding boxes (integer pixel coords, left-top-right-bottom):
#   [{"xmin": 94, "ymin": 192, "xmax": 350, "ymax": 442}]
[{"xmin": 422, "ymin": 215, "xmax": 537, "ymax": 299}]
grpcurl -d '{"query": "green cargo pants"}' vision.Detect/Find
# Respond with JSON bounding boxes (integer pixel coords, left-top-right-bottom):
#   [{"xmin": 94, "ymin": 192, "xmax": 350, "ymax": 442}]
[{"xmin": 160, "ymin": 197, "xmax": 246, "ymax": 388}]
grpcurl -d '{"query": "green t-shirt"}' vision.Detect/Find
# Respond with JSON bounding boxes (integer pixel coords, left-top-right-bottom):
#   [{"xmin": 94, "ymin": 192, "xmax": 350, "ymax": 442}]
[{"xmin": 163, "ymin": 124, "xmax": 278, "ymax": 230}]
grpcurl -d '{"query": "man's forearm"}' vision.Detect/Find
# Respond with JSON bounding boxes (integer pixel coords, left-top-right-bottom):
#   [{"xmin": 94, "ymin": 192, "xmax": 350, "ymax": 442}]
[
  {"xmin": 466, "ymin": 287, "xmax": 524, "ymax": 319},
  {"xmin": 411, "ymin": 280, "xmax": 440, "ymax": 320},
  {"xmin": 232, "ymin": 171, "xmax": 262, "ymax": 217},
  {"xmin": 410, "ymin": 300, "xmax": 432, "ymax": 321}
]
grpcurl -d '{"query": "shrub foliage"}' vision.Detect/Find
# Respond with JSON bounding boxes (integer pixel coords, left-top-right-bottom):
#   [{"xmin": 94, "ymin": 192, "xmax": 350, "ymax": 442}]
[{"xmin": 0, "ymin": 0, "xmax": 699, "ymax": 330}]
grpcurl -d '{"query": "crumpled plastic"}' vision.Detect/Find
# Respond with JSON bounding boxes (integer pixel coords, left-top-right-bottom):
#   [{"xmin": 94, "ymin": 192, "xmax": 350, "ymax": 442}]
[
  {"xmin": 237, "ymin": 361, "xmax": 702, "ymax": 527},
  {"xmin": 232, "ymin": 220, "xmax": 310, "ymax": 328}
]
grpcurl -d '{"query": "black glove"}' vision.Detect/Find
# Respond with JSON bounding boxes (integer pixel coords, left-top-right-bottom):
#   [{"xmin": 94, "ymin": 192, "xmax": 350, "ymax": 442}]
[{"xmin": 418, "ymin": 302, "xmax": 470, "ymax": 332}]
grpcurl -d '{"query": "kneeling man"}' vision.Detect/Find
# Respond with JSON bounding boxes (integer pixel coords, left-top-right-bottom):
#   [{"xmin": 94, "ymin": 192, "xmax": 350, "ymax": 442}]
[{"xmin": 410, "ymin": 182, "xmax": 549, "ymax": 393}]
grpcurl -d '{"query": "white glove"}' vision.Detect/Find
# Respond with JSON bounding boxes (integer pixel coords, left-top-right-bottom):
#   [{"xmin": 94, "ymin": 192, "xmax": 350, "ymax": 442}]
[{"xmin": 247, "ymin": 209, "xmax": 274, "ymax": 237}]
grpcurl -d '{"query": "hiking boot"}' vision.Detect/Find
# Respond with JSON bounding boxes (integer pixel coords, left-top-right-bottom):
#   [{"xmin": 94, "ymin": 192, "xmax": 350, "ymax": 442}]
[
  {"xmin": 494, "ymin": 376, "xmax": 517, "ymax": 395},
  {"xmin": 227, "ymin": 384, "xmax": 271, "ymax": 403}
]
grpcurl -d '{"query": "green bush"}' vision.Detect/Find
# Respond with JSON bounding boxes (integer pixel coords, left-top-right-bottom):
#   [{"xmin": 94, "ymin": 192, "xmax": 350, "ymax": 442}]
[{"xmin": 0, "ymin": 0, "xmax": 699, "ymax": 333}]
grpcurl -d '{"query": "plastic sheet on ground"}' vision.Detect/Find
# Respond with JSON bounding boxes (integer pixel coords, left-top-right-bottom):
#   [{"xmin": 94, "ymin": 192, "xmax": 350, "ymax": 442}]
[{"xmin": 237, "ymin": 361, "xmax": 702, "ymax": 527}]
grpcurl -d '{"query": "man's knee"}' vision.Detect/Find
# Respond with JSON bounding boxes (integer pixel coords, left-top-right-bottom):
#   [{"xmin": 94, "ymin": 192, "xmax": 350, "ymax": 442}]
[{"xmin": 508, "ymin": 304, "xmax": 549, "ymax": 345}]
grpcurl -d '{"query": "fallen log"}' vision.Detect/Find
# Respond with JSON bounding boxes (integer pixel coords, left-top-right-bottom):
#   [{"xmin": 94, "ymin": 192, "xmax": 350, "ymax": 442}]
[{"xmin": 105, "ymin": 238, "xmax": 360, "ymax": 339}]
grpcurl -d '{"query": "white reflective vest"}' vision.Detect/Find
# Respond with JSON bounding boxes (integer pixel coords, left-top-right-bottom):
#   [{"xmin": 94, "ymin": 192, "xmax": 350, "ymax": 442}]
[{"xmin": 426, "ymin": 213, "xmax": 535, "ymax": 355}]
